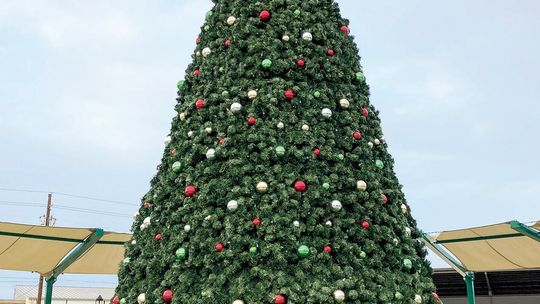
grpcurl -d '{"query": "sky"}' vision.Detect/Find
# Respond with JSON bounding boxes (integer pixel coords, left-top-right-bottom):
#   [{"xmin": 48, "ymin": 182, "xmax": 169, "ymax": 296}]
[{"xmin": 1, "ymin": 0, "xmax": 540, "ymax": 299}]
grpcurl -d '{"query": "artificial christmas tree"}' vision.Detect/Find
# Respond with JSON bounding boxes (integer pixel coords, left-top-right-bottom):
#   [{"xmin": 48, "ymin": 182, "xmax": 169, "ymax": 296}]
[{"xmin": 116, "ymin": 0, "xmax": 438, "ymax": 303}]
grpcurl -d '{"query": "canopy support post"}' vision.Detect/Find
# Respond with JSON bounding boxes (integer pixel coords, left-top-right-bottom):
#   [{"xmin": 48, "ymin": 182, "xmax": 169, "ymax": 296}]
[
  {"xmin": 465, "ymin": 272, "xmax": 476, "ymax": 304},
  {"xmin": 510, "ymin": 220, "xmax": 540, "ymax": 242},
  {"xmin": 44, "ymin": 277, "xmax": 56, "ymax": 304}
]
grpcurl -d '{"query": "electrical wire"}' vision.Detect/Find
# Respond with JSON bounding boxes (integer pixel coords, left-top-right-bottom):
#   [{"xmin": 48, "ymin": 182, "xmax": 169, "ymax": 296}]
[{"xmin": 0, "ymin": 187, "xmax": 139, "ymax": 206}]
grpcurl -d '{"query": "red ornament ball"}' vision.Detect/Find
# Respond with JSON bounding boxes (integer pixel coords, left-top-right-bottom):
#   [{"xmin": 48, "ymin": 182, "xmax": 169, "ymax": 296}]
[
  {"xmin": 193, "ymin": 69, "xmax": 200, "ymax": 76},
  {"xmin": 215, "ymin": 242, "xmax": 224, "ymax": 252},
  {"xmin": 323, "ymin": 245, "xmax": 332, "ymax": 253},
  {"xmin": 112, "ymin": 296, "xmax": 119, "ymax": 304},
  {"xmin": 219, "ymin": 137, "xmax": 226, "ymax": 145},
  {"xmin": 162, "ymin": 289, "xmax": 173, "ymax": 303},
  {"xmin": 143, "ymin": 201, "xmax": 152, "ymax": 208},
  {"xmin": 353, "ymin": 131, "xmax": 362, "ymax": 140},
  {"xmin": 327, "ymin": 49, "xmax": 335, "ymax": 56},
  {"xmin": 248, "ymin": 116, "xmax": 256, "ymax": 125},
  {"xmin": 381, "ymin": 194, "xmax": 388, "ymax": 204},
  {"xmin": 252, "ymin": 217, "xmax": 261, "ymax": 226},
  {"xmin": 296, "ymin": 58, "xmax": 305, "ymax": 67},
  {"xmin": 224, "ymin": 39, "xmax": 231, "ymax": 48},
  {"xmin": 293, "ymin": 180, "xmax": 307, "ymax": 192},
  {"xmin": 275, "ymin": 294, "xmax": 287, "ymax": 304},
  {"xmin": 196, "ymin": 36, "xmax": 201, "ymax": 44},
  {"xmin": 361, "ymin": 221, "xmax": 370, "ymax": 229},
  {"xmin": 259, "ymin": 10, "xmax": 271, "ymax": 21},
  {"xmin": 313, "ymin": 148, "xmax": 321, "ymax": 156},
  {"xmin": 155, "ymin": 233, "xmax": 162, "ymax": 241},
  {"xmin": 340, "ymin": 25, "xmax": 350, "ymax": 35},
  {"xmin": 362, "ymin": 107, "xmax": 369, "ymax": 118},
  {"xmin": 195, "ymin": 98, "xmax": 205, "ymax": 109},
  {"xmin": 184, "ymin": 185, "xmax": 197, "ymax": 197},
  {"xmin": 284, "ymin": 89, "xmax": 295, "ymax": 101}
]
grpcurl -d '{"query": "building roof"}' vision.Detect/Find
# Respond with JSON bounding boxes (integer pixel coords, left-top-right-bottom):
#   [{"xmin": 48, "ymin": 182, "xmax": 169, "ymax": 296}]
[{"xmin": 14, "ymin": 285, "xmax": 115, "ymax": 300}]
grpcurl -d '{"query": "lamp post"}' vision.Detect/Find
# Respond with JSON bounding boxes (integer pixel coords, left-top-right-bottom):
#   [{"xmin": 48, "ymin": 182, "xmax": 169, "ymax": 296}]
[{"xmin": 95, "ymin": 295, "xmax": 104, "ymax": 304}]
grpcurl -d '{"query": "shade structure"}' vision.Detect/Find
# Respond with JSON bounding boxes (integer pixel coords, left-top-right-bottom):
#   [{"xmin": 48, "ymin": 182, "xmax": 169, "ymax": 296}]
[
  {"xmin": 430, "ymin": 221, "xmax": 540, "ymax": 272},
  {"xmin": 0, "ymin": 221, "xmax": 131, "ymax": 276}
]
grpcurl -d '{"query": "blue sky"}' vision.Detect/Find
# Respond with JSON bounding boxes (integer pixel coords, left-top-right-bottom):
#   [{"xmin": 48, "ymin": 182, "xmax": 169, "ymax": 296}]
[{"xmin": 1, "ymin": 0, "xmax": 540, "ymax": 299}]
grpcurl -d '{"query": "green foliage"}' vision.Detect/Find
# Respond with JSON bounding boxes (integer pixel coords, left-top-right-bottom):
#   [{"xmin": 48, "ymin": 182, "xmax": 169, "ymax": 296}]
[{"xmin": 116, "ymin": 0, "xmax": 437, "ymax": 303}]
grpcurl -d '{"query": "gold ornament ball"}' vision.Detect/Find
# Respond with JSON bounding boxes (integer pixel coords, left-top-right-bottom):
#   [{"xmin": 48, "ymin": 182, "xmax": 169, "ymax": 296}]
[{"xmin": 256, "ymin": 182, "xmax": 268, "ymax": 193}]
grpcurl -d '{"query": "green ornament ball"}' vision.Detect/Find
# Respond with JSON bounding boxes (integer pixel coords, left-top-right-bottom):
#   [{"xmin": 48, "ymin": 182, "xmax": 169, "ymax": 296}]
[
  {"xmin": 219, "ymin": 67, "xmax": 225, "ymax": 73},
  {"xmin": 262, "ymin": 59, "xmax": 272, "ymax": 69},
  {"xmin": 356, "ymin": 71, "xmax": 365, "ymax": 82},
  {"xmin": 337, "ymin": 154, "xmax": 345, "ymax": 160},
  {"xmin": 120, "ymin": 299, "xmax": 126, "ymax": 304},
  {"xmin": 294, "ymin": 9, "xmax": 301, "ymax": 16},
  {"xmin": 322, "ymin": 182, "xmax": 330, "ymax": 190},
  {"xmin": 275, "ymin": 146, "xmax": 286, "ymax": 157},
  {"xmin": 394, "ymin": 292, "xmax": 403, "ymax": 300},
  {"xmin": 172, "ymin": 161, "xmax": 182, "ymax": 173},
  {"xmin": 375, "ymin": 159, "xmax": 384, "ymax": 169},
  {"xmin": 206, "ymin": 11, "xmax": 213, "ymax": 18},
  {"xmin": 313, "ymin": 91, "xmax": 321, "ymax": 98},
  {"xmin": 221, "ymin": 90, "xmax": 229, "ymax": 97},
  {"xmin": 360, "ymin": 251, "xmax": 367, "ymax": 258},
  {"xmin": 176, "ymin": 247, "xmax": 187, "ymax": 260},
  {"xmin": 249, "ymin": 246, "xmax": 257, "ymax": 254},
  {"xmin": 297, "ymin": 245, "xmax": 310, "ymax": 258},
  {"xmin": 403, "ymin": 258, "xmax": 413, "ymax": 270},
  {"xmin": 204, "ymin": 25, "xmax": 210, "ymax": 31},
  {"xmin": 177, "ymin": 80, "xmax": 185, "ymax": 90}
]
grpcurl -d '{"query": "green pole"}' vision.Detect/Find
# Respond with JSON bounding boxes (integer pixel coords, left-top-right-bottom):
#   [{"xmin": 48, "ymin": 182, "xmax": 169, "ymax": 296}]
[
  {"xmin": 510, "ymin": 220, "xmax": 540, "ymax": 242},
  {"xmin": 465, "ymin": 272, "xmax": 476, "ymax": 304},
  {"xmin": 44, "ymin": 277, "xmax": 56, "ymax": 304}
]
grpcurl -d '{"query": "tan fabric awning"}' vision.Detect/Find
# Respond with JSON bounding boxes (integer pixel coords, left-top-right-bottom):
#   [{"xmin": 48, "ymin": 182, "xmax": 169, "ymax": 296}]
[
  {"xmin": 432, "ymin": 221, "xmax": 540, "ymax": 272},
  {"xmin": 0, "ymin": 222, "xmax": 131, "ymax": 276}
]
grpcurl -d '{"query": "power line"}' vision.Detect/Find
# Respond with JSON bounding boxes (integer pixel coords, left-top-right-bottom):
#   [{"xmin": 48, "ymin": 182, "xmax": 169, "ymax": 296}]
[
  {"xmin": 0, "ymin": 200, "xmax": 46, "ymax": 208},
  {"xmin": 0, "ymin": 188, "xmax": 50, "ymax": 194},
  {"xmin": 54, "ymin": 204, "xmax": 133, "ymax": 218}
]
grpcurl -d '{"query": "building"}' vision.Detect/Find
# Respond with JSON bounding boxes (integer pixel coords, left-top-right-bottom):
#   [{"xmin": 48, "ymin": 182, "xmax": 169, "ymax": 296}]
[{"xmin": 13, "ymin": 286, "xmax": 114, "ymax": 304}]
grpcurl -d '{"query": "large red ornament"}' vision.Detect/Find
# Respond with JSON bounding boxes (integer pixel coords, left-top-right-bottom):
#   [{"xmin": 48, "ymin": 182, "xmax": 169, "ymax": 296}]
[
  {"xmin": 323, "ymin": 245, "xmax": 332, "ymax": 253},
  {"xmin": 155, "ymin": 233, "xmax": 162, "ymax": 241},
  {"xmin": 353, "ymin": 131, "xmax": 362, "ymax": 140},
  {"xmin": 195, "ymin": 98, "xmax": 205, "ymax": 109},
  {"xmin": 296, "ymin": 58, "xmax": 305, "ymax": 67},
  {"xmin": 293, "ymin": 180, "xmax": 307, "ymax": 192},
  {"xmin": 112, "ymin": 296, "xmax": 119, "ymax": 304},
  {"xmin": 259, "ymin": 10, "xmax": 271, "ymax": 21},
  {"xmin": 162, "ymin": 289, "xmax": 173, "ymax": 303},
  {"xmin": 224, "ymin": 39, "xmax": 231, "ymax": 48},
  {"xmin": 284, "ymin": 89, "xmax": 295, "ymax": 101},
  {"xmin": 184, "ymin": 185, "xmax": 197, "ymax": 197},
  {"xmin": 193, "ymin": 69, "xmax": 200, "ymax": 76},
  {"xmin": 313, "ymin": 148, "xmax": 321, "ymax": 156},
  {"xmin": 327, "ymin": 49, "xmax": 335, "ymax": 56},
  {"xmin": 275, "ymin": 294, "xmax": 287, "ymax": 304},
  {"xmin": 252, "ymin": 217, "xmax": 261, "ymax": 226},
  {"xmin": 248, "ymin": 116, "xmax": 256, "ymax": 125},
  {"xmin": 215, "ymin": 242, "xmax": 224, "ymax": 252},
  {"xmin": 362, "ymin": 107, "xmax": 369, "ymax": 118},
  {"xmin": 361, "ymin": 221, "xmax": 370, "ymax": 229},
  {"xmin": 340, "ymin": 25, "xmax": 350, "ymax": 35}
]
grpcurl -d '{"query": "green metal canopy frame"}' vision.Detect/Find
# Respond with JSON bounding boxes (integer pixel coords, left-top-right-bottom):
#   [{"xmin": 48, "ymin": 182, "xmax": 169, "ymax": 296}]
[{"xmin": 420, "ymin": 220, "xmax": 540, "ymax": 304}]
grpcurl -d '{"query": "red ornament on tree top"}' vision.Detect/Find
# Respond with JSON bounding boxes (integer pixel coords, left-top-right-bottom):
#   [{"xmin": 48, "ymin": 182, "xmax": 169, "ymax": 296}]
[
  {"xmin": 184, "ymin": 185, "xmax": 197, "ymax": 197},
  {"xmin": 215, "ymin": 242, "xmax": 224, "ymax": 252},
  {"xmin": 195, "ymin": 98, "xmax": 205, "ymax": 110},
  {"xmin": 275, "ymin": 294, "xmax": 287, "ymax": 304},
  {"xmin": 259, "ymin": 10, "xmax": 271, "ymax": 21},
  {"xmin": 284, "ymin": 89, "xmax": 295, "ymax": 101},
  {"xmin": 162, "ymin": 289, "xmax": 173, "ymax": 303},
  {"xmin": 361, "ymin": 221, "xmax": 370, "ymax": 229},
  {"xmin": 293, "ymin": 180, "xmax": 307, "ymax": 192},
  {"xmin": 340, "ymin": 25, "xmax": 350, "ymax": 35}
]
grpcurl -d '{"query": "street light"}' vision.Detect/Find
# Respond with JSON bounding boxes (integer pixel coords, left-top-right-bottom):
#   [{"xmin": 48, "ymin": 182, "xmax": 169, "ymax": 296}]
[{"xmin": 95, "ymin": 295, "xmax": 104, "ymax": 304}]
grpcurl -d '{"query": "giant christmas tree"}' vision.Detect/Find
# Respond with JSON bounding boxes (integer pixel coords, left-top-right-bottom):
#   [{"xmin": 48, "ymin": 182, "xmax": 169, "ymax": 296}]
[{"xmin": 115, "ymin": 1, "xmax": 438, "ymax": 303}]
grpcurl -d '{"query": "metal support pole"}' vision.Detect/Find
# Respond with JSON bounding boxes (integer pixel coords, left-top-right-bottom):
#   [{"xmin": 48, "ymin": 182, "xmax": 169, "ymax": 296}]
[
  {"xmin": 45, "ymin": 276, "xmax": 56, "ymax": 304},
  {"xmin": 419, "ymin": 231, "xmax": 468, "ymax": 276},
  {"xmin": 510, "ymin": 220, "xmax": 540, "ymax": 242},
  {"xmin": 465, "ymin": 272, "xmax": 476, "ymax": 304}
]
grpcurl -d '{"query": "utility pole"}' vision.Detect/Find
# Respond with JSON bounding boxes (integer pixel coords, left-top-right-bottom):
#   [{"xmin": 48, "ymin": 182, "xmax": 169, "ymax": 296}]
[{"xmin": 36, "ymin": 193, "xmax": 53, "ymax": 304}]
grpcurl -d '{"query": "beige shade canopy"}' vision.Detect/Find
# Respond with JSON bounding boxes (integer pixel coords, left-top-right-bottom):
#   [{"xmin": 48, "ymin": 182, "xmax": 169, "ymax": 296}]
[
  {"xmin": 431, "ymin": 221, "xmax": 540, "ymax": 272},
  {"xmin": 0, "ymin": 221, "xmax": 131, "ymax": 277}
]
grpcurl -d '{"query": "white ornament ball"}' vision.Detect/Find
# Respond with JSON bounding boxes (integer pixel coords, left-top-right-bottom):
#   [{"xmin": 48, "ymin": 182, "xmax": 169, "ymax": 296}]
[
  {"xmin": 331, "ymin": 200, "xmax": 342, "ymax": 210},
  {"xmin": 188, "ymin": 131, "xmax": 194, "ymax": 138},
  {"xmin": 202, "ymin": 47, "xmax": 211, "ymax": 57},
  {"xmin": 334, "ymin": 290, "xmax": 345, "ymax": 302},
  {"xmin": 321, "ymin": 108, "xmax": 332, "ymax": 118},
  {"xmin": 247, "ymin": 90, "xmax": 257, "ymax": 99},
  {"xmin": 227, "ymin": 200, "xmax": 238, "ymax": 210},
  {"xmin": 302, "ymin": 124, "xmax": 310, "ymax": 131},
  {"xmin": 232, "ymin": 301, "xmax": 244, "ymax": 304},
  {"xmin": 282, "ymin": 35, "xmax": 290, "ymax": 41},
  {"xmin": 356, "ymin": 180, "xmax": 367, "ymax": 191},
  {"xmin": 293, "ymin": 220, "xmax": 300, "ymax": 227},
  {"xmin": 204, "ymin": 215, "xmax": 212, "ymax": 221},
  {"xmin": 137, "ymin": 293, "xmax": 146, "ymax": 304},
  {"xmin": 131, "ymin": 239, "xmax": 137, "ymax": 245},
  {"xmin": 196, "ymin": 51, "xmax": 201, "ymax": 57},
  {"xmin": 325, "ymin": 220, "xmax": 332, "ymax": 227},
  {"xmin": 302, "ymin": 32, "xmax": 313, "ymax": 41},
  {"xmin": 401, "ymin": 203, "xmax": 409, "ymax": 214},
  {"xmin": 277, "ymin": 122, "xmax": 284, "ymax": 129},
  {"xmin": 393, "ymin": 238, "xmax": 400, "ymax": 245},
  {"xmin": 139, "ymin": 224, "xmax": 146, "ymax": 231},
  {"xmin": 179, "ymin": 112, "xmax": 186, "ymax": 121},
  {"xmin": 164, "ymin": 136, "xmax": 172, "ymax": 145},
  {"xmin": 256, "ymin": 182, "xmax": 268, "ymax": 193},
  {"xmin": 206, "ymin": 148, "xmax": 216, "ymax": 159},
  {"xmin": 405, "ymin": 227, "xmax": 412, "ymax": 237},
  {"xmin": 339, "ymin": 99, "xmax": 350, "ymax": 108},
  {"xmin": 184, "ymin": 224, "xmax": 191, "ymax": 232},
  {"xmin": 132, "ymin": 212, "xmax": 139, "ymax": 220},
  {"xmin": 230, "ymin": 102, "xmax": 242, "ymax": 112},
  {"xmin": 205, "ymin": 127, "xmax": 212, "ymax": 134},
  {"xmin": 368, "ymin": 142, "xmax": 374, "ymax": 148},
  {"xmin": 143, "ymin": 217, "xmax": 151, "ymax": 226},
  {"xmin": 227, "ymin": 16, "xmax": 236, "ymax": 25},
  {"xmin": 415, "ymin": 294, "xmax": 423, "ymax": 303},
  {"xmin": 374, "ymin": 138, "xmax": 381, "ymax": 145}
]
